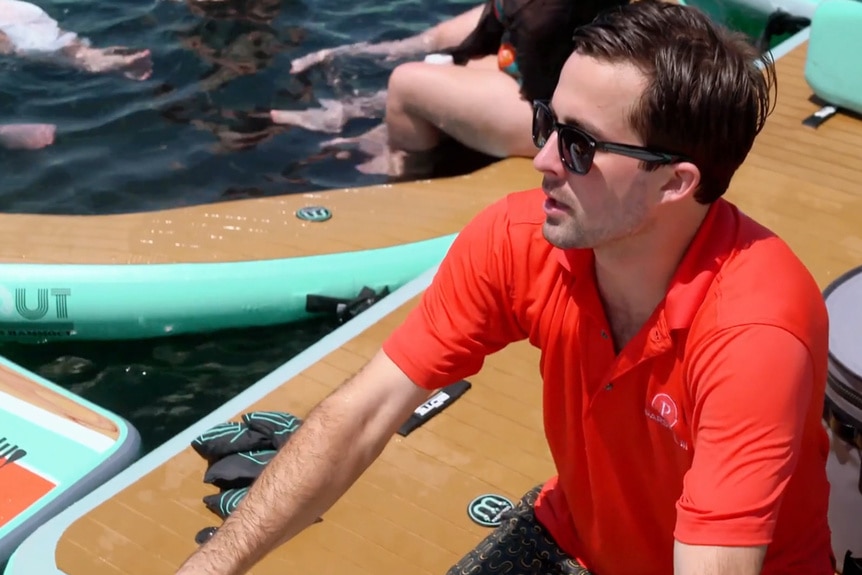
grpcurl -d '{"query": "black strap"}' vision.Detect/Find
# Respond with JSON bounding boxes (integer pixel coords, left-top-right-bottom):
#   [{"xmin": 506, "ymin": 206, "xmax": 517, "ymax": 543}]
[
  {"xmin": 844, "ymin": 551, "xmax": 862, "ymax": 575},
  {"xmin": 306, "ymin": 285, "xmax": 390, "ymax": 323},
  {"xmin": 756, "ymin": 9, "xmax": 810, "ymax": 52}
]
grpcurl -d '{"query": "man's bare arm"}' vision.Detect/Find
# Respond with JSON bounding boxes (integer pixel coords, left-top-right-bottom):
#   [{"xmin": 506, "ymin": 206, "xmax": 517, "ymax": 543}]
[
  {"xmin": 674, "ymin": 540, "xmax": 766, "ymax": 575},
  {"xmin": 290, "ymin": 3, "xmax": 485, "ymax": 73},
  {"xmin": 175, "ymin": 349, "xmax": 431, "ymax": 575}
]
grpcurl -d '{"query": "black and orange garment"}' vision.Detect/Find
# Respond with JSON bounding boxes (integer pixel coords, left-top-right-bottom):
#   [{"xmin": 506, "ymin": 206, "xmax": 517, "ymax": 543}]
[{"xmin": 445, "ymin": 0, "xmax": 630, "ymax": 102}]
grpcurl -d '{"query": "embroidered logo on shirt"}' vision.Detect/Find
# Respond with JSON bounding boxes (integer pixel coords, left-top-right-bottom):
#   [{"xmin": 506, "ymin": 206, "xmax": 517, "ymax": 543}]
[
  {"xmin": 650, "ymin": 393, "xmax": 679, "ymax": 428},
  {"xmin": 645, "ymin": 393, "xmax": 689, "ymax": 451}
]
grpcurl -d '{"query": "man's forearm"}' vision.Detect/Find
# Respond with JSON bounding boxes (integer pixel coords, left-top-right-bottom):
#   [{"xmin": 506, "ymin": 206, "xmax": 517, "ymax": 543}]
[{"xmin": 176, "ymin": 392, "xmax": 395, "ymax": 575}]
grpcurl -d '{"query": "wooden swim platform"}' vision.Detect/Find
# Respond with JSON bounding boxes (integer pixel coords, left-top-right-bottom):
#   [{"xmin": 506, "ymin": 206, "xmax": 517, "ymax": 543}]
[
  {"xmin": 6, "ymin": 30, "xmax": 862, "ymax": 575},
  {"xmin": 0, "ymin": 160, "xmax": 539, "ymax": 265}
]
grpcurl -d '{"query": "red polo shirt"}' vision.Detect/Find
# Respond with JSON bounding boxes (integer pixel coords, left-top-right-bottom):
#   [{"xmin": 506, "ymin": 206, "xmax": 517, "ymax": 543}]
[{"xmin": 382, "ymin": 188, "xmax": 834, "ymax": 575}]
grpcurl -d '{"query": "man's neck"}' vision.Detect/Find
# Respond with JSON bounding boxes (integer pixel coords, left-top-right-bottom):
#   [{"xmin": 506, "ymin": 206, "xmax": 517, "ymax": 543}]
[{"xmin": 594, "ymin": 204, "xmax": 709, "ymax": 350}]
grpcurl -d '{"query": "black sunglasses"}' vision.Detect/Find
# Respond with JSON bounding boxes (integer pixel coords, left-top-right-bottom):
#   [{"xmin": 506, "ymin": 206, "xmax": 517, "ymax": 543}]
[{"xmin": 531, "ymin": 100, "xmax": 688, "ymax": 175}]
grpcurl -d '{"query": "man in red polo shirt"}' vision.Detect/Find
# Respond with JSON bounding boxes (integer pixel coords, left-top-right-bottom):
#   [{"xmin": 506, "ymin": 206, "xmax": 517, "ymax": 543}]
[{"xmin": 176, "ymin": 1, "xmax": 834, "ymax": 574}]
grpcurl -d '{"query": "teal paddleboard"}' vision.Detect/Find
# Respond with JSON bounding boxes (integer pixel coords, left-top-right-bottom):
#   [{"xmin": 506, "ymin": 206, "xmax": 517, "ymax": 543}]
[
  {"xmin": 0, "ymin": 356, "xmax": 140, "ymax": 567},
  {"xmin": 0, "ymin": 234, "xmax": 455, "ymax": 342}
]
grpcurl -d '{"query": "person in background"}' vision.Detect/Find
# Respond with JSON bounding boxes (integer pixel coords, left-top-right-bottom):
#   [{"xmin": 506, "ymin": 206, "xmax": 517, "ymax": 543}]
[
  {"xmin": 270, "ymin": 0, "xmax": 629, "ymax": 177},
  {"xmin": 174, "ymin": 1, "xmax": 835, "ymax": 574},
  {"xmin": 0, "ymin": 0, "xmax": 152, "ymax": 150},
  {"xmin": 0, "ymin": 0, "xmax": 152, "ymax": 81}
]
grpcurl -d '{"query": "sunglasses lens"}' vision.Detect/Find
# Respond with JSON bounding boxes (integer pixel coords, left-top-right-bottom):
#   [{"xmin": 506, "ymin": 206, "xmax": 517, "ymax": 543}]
[
  {"xmin": 560, "ymin": 128, "xmax": 593, "ymax": 174},
  {"xmin": 532, "ymin": 103, "xmax": 595, "ymax": 174},
  {"xmin": 532, "ymin": 104, "xmax": 553, "ymax": 149}
]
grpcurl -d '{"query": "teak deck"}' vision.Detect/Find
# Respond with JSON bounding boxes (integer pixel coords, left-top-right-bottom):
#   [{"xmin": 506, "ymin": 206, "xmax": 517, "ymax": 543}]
[
  {"xmin": 0, "ymin": 160, "xmax": 540, "ymax": 265},
  {"xmin": 8, "ymin": 35, "xmax": 862, "ymax": 575},
  {"xmin": 56, "ymin": 295, "xmax": 552, "ymax": 575},
  {"xmin": 0, "ymin": 363, "xmax": 119, "ymax": 442}
]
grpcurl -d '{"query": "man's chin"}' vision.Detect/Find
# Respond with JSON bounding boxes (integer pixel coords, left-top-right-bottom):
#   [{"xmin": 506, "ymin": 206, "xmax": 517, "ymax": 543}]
[
  {"xmin": 542, "ymin": 221, "xmax": 572, "ymax": 249},
  {"xmin": 542, "ymin": 219, "xmax": 584, "ymax": 250}
]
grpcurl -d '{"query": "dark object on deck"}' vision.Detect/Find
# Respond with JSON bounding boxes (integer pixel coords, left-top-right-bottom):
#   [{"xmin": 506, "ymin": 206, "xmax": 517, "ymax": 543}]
[
  {"xmin": 756, "ymin": 9, "xmax": 810, "ymax": 53},
  {"xmin": 802, "ymin": 104, "xmax": 838, "ymax": 129},
  {"xmin": 194, "ymin": 526, "xmax": 219, "ymax": 545},
  {"xmin": 191, "ymin": 411, "xmax": 304, "ymax": 520},
  {"xmin": 203, "ymin": 449, "xmax": 278, "ymax": 490},
  {"xmin": 203, "ymin": 486, "xmax": 250, "ymax": 519},
  {"xmin": 191, "ymin": 411, "xmax": 303, "ymax": 462}
]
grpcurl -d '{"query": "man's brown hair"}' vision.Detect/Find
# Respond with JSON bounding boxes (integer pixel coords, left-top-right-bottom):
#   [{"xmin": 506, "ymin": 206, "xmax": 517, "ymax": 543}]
[{"xmin": 572, "ymin": 0, "xmax": 776, "ymax": 203}]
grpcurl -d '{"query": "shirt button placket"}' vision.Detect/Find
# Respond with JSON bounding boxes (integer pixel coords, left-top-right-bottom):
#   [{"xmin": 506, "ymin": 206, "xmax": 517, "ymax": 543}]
[{"xmin": 599, "ymin": 329, "xmax": 614, "ymax": 391}]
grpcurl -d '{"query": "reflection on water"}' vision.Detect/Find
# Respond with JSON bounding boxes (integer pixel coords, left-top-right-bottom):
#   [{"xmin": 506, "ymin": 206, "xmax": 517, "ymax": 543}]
[
  {"xmin": 160, "ymin": 0, "xmax": 300, "ymax": 160},
  {"xmin": 184, "ymin": 0, "xmax": 287, "ymax": 24},
  {"xmin": 1, "ymin": 316, "xmax": 341, "ymax": 452}
]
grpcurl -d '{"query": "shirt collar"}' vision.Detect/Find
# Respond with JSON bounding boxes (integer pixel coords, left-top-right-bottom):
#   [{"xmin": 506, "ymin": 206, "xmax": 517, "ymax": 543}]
[{"xmin": 554, "ymin": 199, "xmax": 738, "ymax": 331}]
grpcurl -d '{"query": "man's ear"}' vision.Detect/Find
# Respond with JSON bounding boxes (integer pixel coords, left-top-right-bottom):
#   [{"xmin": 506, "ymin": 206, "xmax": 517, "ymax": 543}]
[{"xmin": 659, "ymin": 161, "xmax": 701, "ymax": 203}]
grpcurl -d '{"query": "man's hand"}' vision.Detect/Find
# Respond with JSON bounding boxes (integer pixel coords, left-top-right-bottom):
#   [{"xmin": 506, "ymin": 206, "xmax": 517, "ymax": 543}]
[{"xmin": 674, "ymin": 540, "xmax": 766, "ymax": 575}]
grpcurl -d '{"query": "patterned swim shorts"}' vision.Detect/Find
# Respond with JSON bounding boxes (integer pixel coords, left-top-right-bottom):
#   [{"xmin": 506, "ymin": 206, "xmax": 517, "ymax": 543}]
[{"xmin": 446, "ymin": 484, "xmax": 591, "ymax": 575}]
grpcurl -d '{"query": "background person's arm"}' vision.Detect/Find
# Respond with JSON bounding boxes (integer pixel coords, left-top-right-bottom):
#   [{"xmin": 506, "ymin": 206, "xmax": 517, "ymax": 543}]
[
  {"xmin": 290, "ymin": 3, "xmax": 486, "ymax": 73},
  {"xmin": 175, "ymin": 349, "xmax": 431, "ymax": 575}
]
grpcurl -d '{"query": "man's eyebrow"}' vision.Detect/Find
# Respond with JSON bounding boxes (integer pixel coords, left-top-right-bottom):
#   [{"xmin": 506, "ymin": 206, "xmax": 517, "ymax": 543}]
[{"xmin": 549, "ymin": 103, "xmax": 610, "ymax": 141}]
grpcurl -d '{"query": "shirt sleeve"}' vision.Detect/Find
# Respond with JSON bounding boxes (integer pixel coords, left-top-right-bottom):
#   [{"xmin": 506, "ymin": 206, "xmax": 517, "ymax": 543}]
[
  {"xmin": 381, "ymin": 197, "xmax": 527, "ymax": 391},
  {"xmin": 674, "ymin": 324, "xmax": 816, "ymax": 546}
]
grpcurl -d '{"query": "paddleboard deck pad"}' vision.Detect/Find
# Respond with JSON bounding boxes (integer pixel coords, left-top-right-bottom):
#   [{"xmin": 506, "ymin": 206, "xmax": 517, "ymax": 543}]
[{"xmin": 0, "ymin": 357, "xmax": 140, "ymax": 566}]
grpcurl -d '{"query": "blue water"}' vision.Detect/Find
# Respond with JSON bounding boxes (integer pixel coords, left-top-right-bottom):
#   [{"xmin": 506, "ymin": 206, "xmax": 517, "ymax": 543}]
[
  {"xmin": 0, "ymin": 319, "xmax": 342, "ymax": 451},
  {"xmin": 0, "ymin": 0, "xmax": 483, "ymax": 215}
]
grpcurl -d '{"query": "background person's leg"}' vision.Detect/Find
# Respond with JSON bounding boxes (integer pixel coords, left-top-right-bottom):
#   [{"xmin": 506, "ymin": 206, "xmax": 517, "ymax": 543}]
[
  {"xmin": 60, "ymin": 42, "xmax": 152, "ymax": 80},
  {"xmin": 384, "ymin": 60, "xmax": 534, "ymax": 159},
  {"xmin": 0, "ymin": 2, "xmax": 151, "ymax": 80},
  {"xmin": 284, "ymin": 55, "xmax": 530, "ymax": 178},
  {"xmin": 446, "ymin": 485, "xmax": 591, "ymax": 575},
  {"xmin": 270, "ymin": 92, "xmax": 388, "ymax": 133}
]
